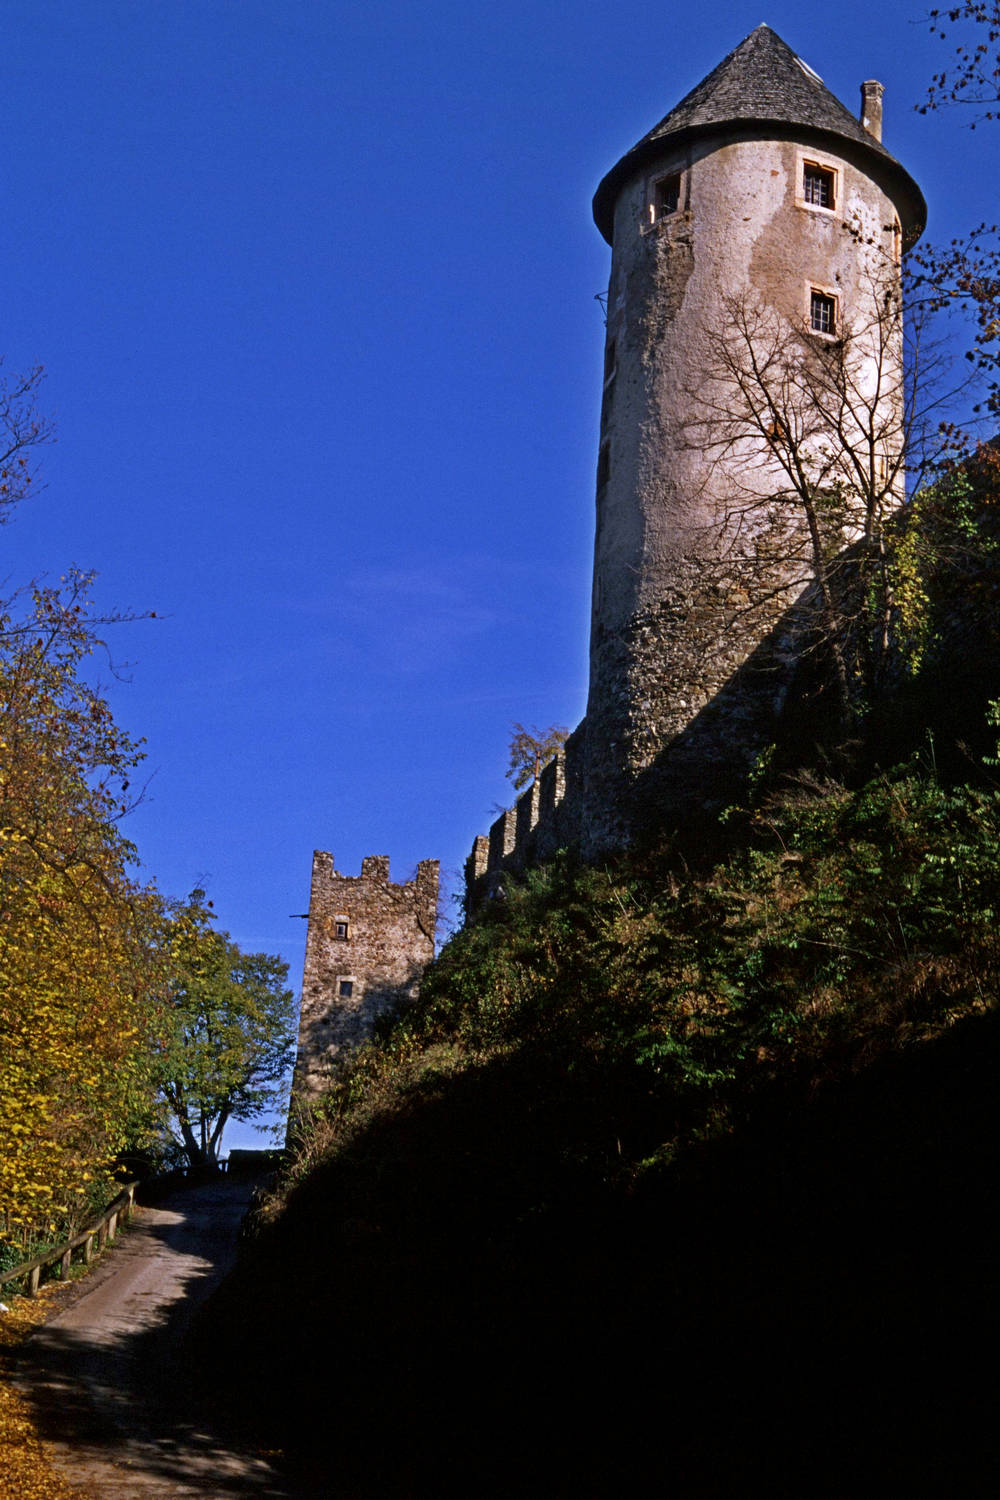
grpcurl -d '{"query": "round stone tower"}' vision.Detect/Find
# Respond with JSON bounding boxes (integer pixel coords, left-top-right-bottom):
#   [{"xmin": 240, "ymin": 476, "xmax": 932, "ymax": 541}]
[{"xmin": 581, "ymin": 25, "xmax": 925, "ymax": 854}]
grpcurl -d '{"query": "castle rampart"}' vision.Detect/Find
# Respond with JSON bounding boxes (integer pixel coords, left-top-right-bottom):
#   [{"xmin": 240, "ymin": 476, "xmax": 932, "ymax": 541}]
[{"xmin": 465, "ymin": 725, "xmax": 584, "ymax": 906}]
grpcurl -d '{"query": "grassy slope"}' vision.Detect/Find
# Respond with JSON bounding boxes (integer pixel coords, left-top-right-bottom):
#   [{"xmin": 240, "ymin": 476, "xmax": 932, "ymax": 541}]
[
  {"xmin": 192, "ymin": 758, "xmax": 999, "ymax": 1497},
  {"xmin": 191, "ymin": 469, "xmax": 1000, "ymax": 1495}
]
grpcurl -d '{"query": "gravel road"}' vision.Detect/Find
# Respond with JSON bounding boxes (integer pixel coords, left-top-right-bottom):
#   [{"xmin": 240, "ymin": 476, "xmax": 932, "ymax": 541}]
[{"xmin": 18, "ymin": 1179, "xmax": 298, "ymax": 1498}]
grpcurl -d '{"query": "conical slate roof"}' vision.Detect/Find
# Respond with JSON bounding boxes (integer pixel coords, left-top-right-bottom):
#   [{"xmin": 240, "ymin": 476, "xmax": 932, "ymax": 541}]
[{"xmin": 593, "ymin": 25, "xmax": 925, "ymax": 244}]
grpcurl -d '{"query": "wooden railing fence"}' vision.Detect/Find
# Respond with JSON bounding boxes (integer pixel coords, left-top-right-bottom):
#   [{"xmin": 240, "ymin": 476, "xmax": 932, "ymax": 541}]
[{"xmin": 0, "ymin": 1182, "xmax": 139, "ymax": 1299}]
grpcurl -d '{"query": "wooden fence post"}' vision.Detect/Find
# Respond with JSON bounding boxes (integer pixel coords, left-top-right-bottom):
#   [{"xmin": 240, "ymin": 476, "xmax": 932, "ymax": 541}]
[{"xmin": 0, "ymin": 1181, "xmax": 138, "ymax": 1303}]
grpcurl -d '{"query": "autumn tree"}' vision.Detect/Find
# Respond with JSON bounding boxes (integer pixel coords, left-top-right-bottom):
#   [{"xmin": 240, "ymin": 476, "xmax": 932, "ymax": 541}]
[
  {"xmin": 0, "ymin": 368, "xmax": 164, "ymax": 1252},
  {"xmin": 0, "ymin": 573, "xmax": 164, "ymax": 1246},
  {"xmin": 506, "ymin": 722, "xmax": 569, "ymax": 791},
  {"xmin": 911, "ymin": 5, "xmax": 1000, "ymax": 419},
  {"xmin": 908, "ymin": 221, "xmax": 1000, "ymax": 432},
  {"xmin": 158, "ymin": 890, "xmax": 295, "ymax": 1171},
  {"xmin": 922, "ymin": 3, "xmax": 1000, "ymax": 124},
  {"xmin": 886, "ymin": 5, "xmax": 1000, "ymax": 677}
]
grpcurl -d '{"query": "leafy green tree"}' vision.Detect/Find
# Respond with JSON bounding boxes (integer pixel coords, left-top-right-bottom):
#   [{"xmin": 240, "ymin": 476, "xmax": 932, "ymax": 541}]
[
  {"xmin": 505, "ymin": 722, "xmax": 569, "ymax": 791},
  {"xmin": 159, "ymin": 891, "xmax": 296, "ymax": 1170}
]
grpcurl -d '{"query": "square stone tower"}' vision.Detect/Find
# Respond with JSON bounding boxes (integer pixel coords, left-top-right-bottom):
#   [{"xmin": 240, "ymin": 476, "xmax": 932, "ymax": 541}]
[{"xmin": 292, "ymin": 852, "xmax": 439, "ymax": 1099}]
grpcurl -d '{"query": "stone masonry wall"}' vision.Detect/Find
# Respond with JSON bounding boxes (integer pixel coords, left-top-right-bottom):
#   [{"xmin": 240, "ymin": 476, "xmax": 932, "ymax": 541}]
[
  {"xmin": 582, "ymin": 128, "xmax": 911, "ymax": 853},
  {"xmin": 293, "ymin": 852, "xmax": 439, "ymax": 1099}
]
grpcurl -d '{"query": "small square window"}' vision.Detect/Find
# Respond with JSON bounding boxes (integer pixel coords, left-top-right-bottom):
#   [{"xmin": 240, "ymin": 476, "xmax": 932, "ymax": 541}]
[
  {"xmin": 334, "ymin": 920, "xmax": 349, "ymax": 940},
  {"xmin": 338, "ymin": 979, "xmax": 354, "ymax": 998},
  {"xmin": 810, "ymin": 290, "xmax": 836, "ymax": 335},
  {"xmin": 803, "ymin": 163, "xmax": 835, "ymax": 209},
  {"xmin": 651, "ymin": 173, "xmax": 680, "ymax": 222}
]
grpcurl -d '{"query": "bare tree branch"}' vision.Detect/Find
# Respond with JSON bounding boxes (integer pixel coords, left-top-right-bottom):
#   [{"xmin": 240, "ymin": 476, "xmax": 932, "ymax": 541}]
[{"xmin": 683, "ymin": 232, "xmax": 968, "ymax": 731}]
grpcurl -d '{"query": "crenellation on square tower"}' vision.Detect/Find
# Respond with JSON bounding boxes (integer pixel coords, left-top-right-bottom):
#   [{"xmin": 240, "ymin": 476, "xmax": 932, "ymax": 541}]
[{"xmin": 292, "ymin": 850, "xmax": 439, "ymax": 1099}]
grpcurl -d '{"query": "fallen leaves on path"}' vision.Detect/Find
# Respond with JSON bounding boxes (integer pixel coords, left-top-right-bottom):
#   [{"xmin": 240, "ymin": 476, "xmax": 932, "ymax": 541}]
[{"xmin": 0, "ymin": 1285, "xmax": 96, "ymax": 1499}]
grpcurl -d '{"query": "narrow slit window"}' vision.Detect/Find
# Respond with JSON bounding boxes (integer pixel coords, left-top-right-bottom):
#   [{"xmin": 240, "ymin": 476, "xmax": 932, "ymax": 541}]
[
  {"xmin": 652, "ymin": 173, "xmax": 680, "ymax": 221},
  {"xmin": 596, "ymin": 442, "xmax": 611, "ymax": 489},
  {"xmin": 810, "ymin": 290, "xmax": 836, "ymax": 335},
  {"xmin": 803, "ymin": 163, "xmax": 835, "ymax": 209}
]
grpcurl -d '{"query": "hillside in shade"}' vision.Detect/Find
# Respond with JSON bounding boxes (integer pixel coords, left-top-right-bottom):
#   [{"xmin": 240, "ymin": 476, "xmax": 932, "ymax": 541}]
[{"xmin": 189, "ymin": 467, "xmax": 1000, "ymax": 1497}]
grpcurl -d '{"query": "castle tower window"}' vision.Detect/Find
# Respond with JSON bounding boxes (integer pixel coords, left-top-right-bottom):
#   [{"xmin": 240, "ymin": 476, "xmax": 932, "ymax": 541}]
[
  {"xmin": 338, "ymin": 979, "xmax": 354, "ymax": 998},
  {"xmin": 810, "ymin": 290, "xmax": 837, "ymax": 334},
  {"xmin": 803, "ymin": 162, "xmax": 835, "ymax": 209},
  {"xmin": 651, "ymin": 173, "xmax": 681, "ymax": 222},
  {"xmin": 596, "ymin": 441, "xmax": 611, "ymax": 489},
  {"xmin": 334, "ymin": 918, "xmax": 349, "ymax": 940}
]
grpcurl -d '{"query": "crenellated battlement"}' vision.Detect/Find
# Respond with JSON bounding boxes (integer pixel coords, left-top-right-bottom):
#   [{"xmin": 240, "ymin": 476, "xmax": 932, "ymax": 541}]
[
  {"xmin": 465, "ymin": 724, "xmax": 585, "ymax": 907},
  {"xmin": 293, "ymin": 851, "xmax": 439, "ymax": 1098}
]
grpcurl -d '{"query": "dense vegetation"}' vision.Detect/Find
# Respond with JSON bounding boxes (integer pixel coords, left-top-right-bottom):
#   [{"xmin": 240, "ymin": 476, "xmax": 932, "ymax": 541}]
[{"xmin": 192, "ymin": 463, "xmax": 1000, "ymax": 1495}]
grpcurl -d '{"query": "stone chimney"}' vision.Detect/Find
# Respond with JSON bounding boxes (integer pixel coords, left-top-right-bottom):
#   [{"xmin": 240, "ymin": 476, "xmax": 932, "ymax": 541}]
[{"xmin": 860, "ymin": 80, "xmax": 883, "ymax": 142}]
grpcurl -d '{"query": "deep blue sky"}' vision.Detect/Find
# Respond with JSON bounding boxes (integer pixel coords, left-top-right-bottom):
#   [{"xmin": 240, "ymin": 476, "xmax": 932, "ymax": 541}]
[{"xmin": 0, "ymin": 3, "xmax": 993, "ymax": 1145}]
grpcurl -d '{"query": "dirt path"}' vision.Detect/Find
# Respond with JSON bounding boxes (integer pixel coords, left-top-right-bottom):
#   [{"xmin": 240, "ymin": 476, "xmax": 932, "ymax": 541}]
[{"xmin": 17, "ymin": 1179, "xmax": 297, "ymax": 1498}]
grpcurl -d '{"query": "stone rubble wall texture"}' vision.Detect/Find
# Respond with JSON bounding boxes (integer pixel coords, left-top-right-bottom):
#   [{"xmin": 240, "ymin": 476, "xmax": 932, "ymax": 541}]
[
  {"xmin": 582, "ymin": 130, "xmax": 910, "ymax": 854},
  {"xmin": 466, "ymin": 27, "xmax": 923, "ymax": 899},
  {"xmin": 293, "ymin": 852, "xmax": 439, "ymax": 1098}
]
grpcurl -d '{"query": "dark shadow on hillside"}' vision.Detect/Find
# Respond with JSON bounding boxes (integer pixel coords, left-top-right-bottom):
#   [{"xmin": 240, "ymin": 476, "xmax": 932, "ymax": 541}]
[
  {"xmin": 17, "ymin": 1178, "xmax": 298, "ymax": 1498},
  {"xmin": 188, "ymin": 1012, "xmax": 1000, "ymax": 1498},
  {"xmin": 618, "ymin": 548, "xmax": 1000, "ymax": 858}
]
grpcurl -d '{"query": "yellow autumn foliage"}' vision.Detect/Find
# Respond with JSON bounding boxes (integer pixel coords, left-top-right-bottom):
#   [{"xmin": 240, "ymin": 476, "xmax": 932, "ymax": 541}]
[
  {"xmin": 0, "ymin": 1285, "xmax": 98, "ymax": 1499},
  {"xmin": 0, "ymin": 573, "xmax": 164, "ymax": 1246}
]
